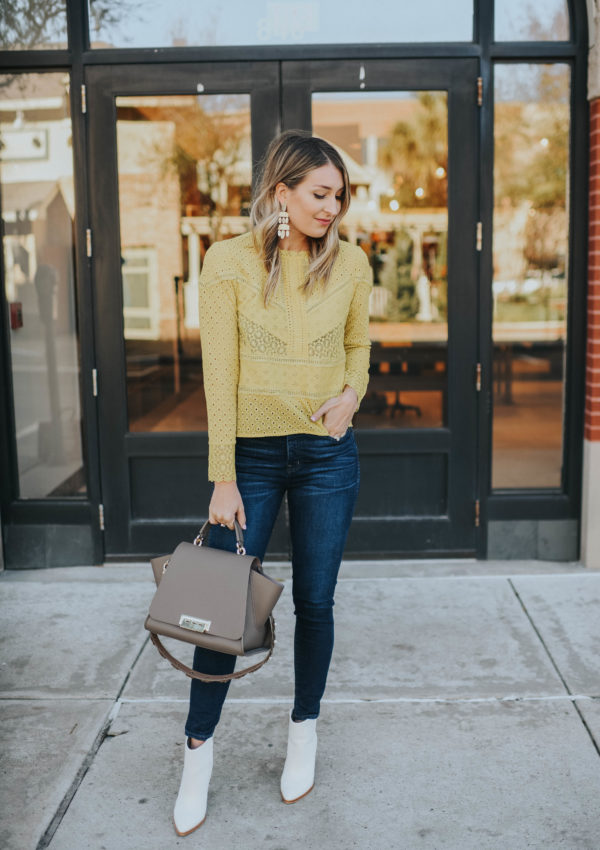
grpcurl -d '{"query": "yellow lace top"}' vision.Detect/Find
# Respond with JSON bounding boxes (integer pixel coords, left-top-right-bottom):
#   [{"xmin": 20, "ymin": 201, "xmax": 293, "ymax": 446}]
[{"xmin": 199, "ymin": 230, "xmax": 373, "ymax": 482}]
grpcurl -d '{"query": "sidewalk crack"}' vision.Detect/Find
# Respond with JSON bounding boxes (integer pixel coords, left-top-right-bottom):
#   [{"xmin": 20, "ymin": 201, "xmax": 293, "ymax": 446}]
[
  {"xmin": 35, "ymin": 634, "xmax": 150, "ymax": 849},
  {"xmin": 508, "ymin": 578, "xmax": 600, "ymax": 759}
]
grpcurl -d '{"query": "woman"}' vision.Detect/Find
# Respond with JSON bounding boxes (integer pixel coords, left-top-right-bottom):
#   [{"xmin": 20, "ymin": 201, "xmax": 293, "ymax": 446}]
[{"xmin": 173, "ymin": 129, "xmax": 373, "ymax": 836}]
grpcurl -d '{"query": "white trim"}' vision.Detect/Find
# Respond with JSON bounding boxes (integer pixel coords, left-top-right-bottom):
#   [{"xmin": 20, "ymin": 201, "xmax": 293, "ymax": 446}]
[{"xmin": 121, "ymin": 246, "xmax": 160, "ymax": 340}]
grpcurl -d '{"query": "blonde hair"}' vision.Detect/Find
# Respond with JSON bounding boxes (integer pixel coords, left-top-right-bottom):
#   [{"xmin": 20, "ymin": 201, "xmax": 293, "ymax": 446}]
[{"xmin": 250, "ymin": 130, "xmax": 351, "ymax": 307}]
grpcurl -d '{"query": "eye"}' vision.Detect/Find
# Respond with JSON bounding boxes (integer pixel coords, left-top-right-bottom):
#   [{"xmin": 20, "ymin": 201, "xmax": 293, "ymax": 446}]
[{"xmin": 314, "ymin": 194, "xmax": 325, "ymax": 199}]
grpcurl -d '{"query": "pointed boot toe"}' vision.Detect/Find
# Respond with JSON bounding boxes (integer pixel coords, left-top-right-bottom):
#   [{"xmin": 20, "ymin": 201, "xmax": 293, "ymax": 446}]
[
  {"xmin": 280, "ymin": 712, "xmax": 317, "ymax": 803},
  {"xmin": 173, "ymin": 736, "xmax": 213, "ymax": 836}
]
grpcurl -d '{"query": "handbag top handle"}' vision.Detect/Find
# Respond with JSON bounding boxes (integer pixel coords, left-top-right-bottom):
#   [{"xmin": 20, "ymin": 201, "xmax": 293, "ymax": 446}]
[{"xmin": 195, "ymin": 518, "xmax": 246, "ymax": 555}]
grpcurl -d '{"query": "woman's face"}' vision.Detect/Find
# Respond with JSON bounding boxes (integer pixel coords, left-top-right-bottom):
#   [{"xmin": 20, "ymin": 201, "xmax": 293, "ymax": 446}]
[{"xmin": 276, "ymin": 162, "xmax": 345, "ymax": 247}]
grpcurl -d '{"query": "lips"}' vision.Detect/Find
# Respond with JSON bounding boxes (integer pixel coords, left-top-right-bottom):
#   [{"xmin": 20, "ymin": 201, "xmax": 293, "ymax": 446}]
[{"xmin": 316, "ymin": 218, "xmax": 332, "ymax": 225}]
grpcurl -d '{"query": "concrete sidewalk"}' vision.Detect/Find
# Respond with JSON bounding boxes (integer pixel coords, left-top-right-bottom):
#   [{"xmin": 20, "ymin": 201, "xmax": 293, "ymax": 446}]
[{"xmin": 1, "ymin": 558, "xmax": 599, "ymax": 850}]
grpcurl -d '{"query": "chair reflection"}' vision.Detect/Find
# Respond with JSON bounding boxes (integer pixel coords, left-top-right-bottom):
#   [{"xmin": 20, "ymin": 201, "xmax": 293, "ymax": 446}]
[{"xmin": 365, "ymin": 340, "xmax": 447, "ymax": 424}]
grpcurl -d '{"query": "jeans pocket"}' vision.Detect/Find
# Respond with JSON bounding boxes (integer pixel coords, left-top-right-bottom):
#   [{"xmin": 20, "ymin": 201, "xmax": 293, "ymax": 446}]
[{"xmin": 325, "ymin": 428, "xmax": 352, "ymax": 443}]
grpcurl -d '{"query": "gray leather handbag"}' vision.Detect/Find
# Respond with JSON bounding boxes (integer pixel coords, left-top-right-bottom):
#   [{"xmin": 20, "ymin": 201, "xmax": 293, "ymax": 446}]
[{"xmin": 145, "ymin": 519, "xmax": 284, "ymax": 682}]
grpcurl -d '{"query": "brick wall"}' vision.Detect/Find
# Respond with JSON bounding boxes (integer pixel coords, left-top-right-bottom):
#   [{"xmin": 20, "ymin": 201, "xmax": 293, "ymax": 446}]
[{"xmin": 587, "ymin": 98, "xmax": 600, "ymax": 442}]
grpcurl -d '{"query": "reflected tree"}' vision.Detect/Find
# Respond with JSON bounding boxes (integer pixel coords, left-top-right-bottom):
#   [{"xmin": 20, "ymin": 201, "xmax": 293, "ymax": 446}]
[
  {"xmin": 506, "ymin": 2, "xmax": 569, "ymax": 43},
  {"xmin": 120, "ymin": 96, "xmax": 249, "ymax": 242},
  {"xmin": 379, "ymin": 228, "xmax": 419, "ymax": 322},
  {"xmin": 88, "ymin": 0, "xmax": 152, "ymax": 42},
  {"xmin": 495, "ymin": 67, "xmax": 568, "ymax": 211},
  {"xmin": 379, "ymin": 92, "xmax": 448, "ymax": 209},
  {"xmin": 0, "ymin": 0, "xmax": 147, "ymax": 53},
  {"xmin": 495, "ymin": 64, "xmax": 569, "ymax": 300},
  {"xmin": 152, "ymin": 96, "xmax": 249, "ymax": 243},
  {"xmin": 0, "ymin": 0, "xmax": 67, "ymax": 51},
  {"xmin": 378, "ymin": 93, "xmax": 448, "ymax": 321}
]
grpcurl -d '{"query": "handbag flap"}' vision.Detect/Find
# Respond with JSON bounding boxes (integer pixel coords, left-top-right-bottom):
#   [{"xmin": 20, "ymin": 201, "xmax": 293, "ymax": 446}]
[
  {"xmin": 148, "ymin": 541, "xmax": 255, "ymax": 641},
  {"xmin": 250, "ymin": 569, "xmax": 284, "ymax": 624}
]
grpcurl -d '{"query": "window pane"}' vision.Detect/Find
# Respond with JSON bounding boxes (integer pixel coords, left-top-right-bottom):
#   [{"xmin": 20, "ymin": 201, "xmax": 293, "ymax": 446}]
[
  {"xmin": 123, "ymin": 271, "xmax": 151, "ymax": 308},
  {"xmin": 125, "ymin": 316, "xmax": 152, "ymax": 329},
  {"xmin": 0, "ymin": 1, "xmax": 68, "ymax": 50},
  {"xmin": 115, "ymin": 93, "xmax": 252, "ymax": 430},
  {"xmin": 1, "ymin": 73, "xmax": 86, "ymax": 498},
  {"xmin": 89, "ymin": 0, "xmax": 473, "ymax": 48},
  {"xmin": 495, "ymin": 0, "xmax": 569, "ymax": 41},
  {"xmin": 492, "ymin": 64, "xmax": 570, "ymax": 489},
  {"xmin": 313, "ymin": 91, "xmax": 448, "ymax": 431}
]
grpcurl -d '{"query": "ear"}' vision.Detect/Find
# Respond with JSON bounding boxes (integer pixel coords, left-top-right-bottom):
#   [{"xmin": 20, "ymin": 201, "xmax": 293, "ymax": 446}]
[{"xmin": 274, "ymin": 181, "xmax": 288, "ymax": 207}]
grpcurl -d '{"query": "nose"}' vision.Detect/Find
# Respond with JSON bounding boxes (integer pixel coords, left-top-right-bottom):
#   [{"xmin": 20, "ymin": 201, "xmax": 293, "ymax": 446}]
[{"xmin": 323, "ymin": 197, "xmax": 339, "ymax": 216}]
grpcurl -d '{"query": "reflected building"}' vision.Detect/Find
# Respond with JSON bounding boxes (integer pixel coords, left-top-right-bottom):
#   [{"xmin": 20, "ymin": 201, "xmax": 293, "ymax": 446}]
[{"xmin": 1, "ymin": 73, "xmax": 85, "ymax": 499}]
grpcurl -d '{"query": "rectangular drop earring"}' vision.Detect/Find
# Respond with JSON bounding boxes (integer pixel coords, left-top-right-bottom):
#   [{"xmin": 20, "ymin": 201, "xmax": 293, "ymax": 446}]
[{"xmin": 277, "ymin": 203, "xmax": 289, "ymax": 239}]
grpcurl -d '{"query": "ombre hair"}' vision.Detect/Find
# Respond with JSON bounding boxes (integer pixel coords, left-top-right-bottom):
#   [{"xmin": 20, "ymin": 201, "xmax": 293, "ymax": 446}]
[{"xmin": 250, "ymin": 130, "xmax": 351, "ymax": 307}]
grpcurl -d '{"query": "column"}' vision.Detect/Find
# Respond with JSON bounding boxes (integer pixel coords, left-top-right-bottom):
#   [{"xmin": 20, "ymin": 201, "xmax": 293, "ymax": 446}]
[
  {"xmin": 183, "ymin": 226, "xmax": 200, "ymax": 330},
  {"xmin": 583, "ymin": 2, "xmax": 600, "ymax": 568}
]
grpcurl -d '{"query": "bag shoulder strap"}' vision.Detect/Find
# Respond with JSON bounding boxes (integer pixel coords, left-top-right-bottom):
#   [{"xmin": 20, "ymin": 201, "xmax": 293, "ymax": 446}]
[{"xmin": 148, "ymin": 616, "xmax": 276, "ymax": 683}]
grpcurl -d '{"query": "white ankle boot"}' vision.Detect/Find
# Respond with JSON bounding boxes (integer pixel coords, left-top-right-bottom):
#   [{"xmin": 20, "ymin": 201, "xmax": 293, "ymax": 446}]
[
  {"xmin": 280, "ymin": 711, "xmax": 318, "ymax": 803},
  {"xmin": 173, "ymin": 736, "xmax": 213, "ymax": 836}
]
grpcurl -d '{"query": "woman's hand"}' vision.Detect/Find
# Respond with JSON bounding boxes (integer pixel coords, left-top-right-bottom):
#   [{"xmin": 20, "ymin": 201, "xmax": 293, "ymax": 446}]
[
  {"xmin": 209, "ymin": 481, "xmax": 247, "ymax": 530},
  {"xmin": 310, "ymin": 385, "xmax": 358, "ymax": 439}
]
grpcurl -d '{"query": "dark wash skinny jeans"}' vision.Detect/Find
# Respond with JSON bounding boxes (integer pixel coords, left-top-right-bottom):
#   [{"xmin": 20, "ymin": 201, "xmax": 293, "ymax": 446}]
[{"xmin": 185, "ymin": 429, "xmax": 360, "ymax": 741}]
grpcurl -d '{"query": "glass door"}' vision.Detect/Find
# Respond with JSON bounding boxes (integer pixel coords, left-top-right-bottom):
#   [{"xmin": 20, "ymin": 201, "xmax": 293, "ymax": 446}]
[
  {"xmin": 281, "ymin": 59, "xmax": 480, "ymax": 555},
  {"xmin": 88, "ymin": 58, "xmax": 479, "ymax": 558},
  {"xmin": 86, "ymin": 62, "xmax": 280, "ymax": 556}
]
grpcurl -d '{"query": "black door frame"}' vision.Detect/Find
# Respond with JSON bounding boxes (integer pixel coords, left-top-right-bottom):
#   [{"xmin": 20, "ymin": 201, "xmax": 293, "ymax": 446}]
[
  {"xmin": 87, "ymin": 62, "xmax": 280, "ymax": 557},
  {"xmin": 87, "ymin": 57, "xmax": 481, "ymax": 560},
  {"xmin": 280, "ymin": 58, "xmax": 480, "ymax": 556}
]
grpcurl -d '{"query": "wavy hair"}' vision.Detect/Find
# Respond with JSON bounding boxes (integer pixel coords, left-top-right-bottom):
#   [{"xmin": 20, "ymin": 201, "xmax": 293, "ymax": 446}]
[{"xmin": 250, "ymin": 130, "xmax": 351, "ymax": 308}]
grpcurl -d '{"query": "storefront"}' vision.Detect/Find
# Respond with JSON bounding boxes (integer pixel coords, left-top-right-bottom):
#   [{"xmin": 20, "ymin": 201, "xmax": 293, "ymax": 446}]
[{"xmin": 0, "ymin": 1, "xmax": 594, "ymax": 567}]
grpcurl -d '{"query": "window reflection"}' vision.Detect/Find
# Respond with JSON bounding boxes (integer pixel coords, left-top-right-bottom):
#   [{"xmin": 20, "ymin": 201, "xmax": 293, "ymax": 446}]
[
  {"xmin": 89, "ymin": 0, "xmax": 473, "ymax": 48},
  {"xmin": 119, "ymin": 91, "xmax": 449, "ymax": 434},
  {"xmin": 0, "ymin": 73, "xmax": 86, "ymax": 498},
  {"xmin": 492, "ymin": 64, "xmax": 570, "ymax": 489},
  {"xmin": 0, "ymin": 0, "xmax": 68, "ymax": 50},
  {"xmin": 313, "ymin": 91, "xmax": 448, "ymax": 430},
  {"xmin": 495, "ymin": 0, "xmax": 569, "ymax": 41},
  {"xmin": 116, "ymin": 94, "xmax": 252, "ymax": 432}
]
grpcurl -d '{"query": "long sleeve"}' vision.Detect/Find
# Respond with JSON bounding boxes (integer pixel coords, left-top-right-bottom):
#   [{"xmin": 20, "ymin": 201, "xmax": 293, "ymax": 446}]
[
  {"xmin": 198, "ymin": 245, "xmax": 239, "ymax": 482},
  {"xmin": 343, "ymin": 249, "xmax": 373, "ymax": 412}
]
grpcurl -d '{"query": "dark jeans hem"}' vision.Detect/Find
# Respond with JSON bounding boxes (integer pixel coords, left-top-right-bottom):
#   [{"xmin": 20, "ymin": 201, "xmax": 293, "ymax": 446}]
[
  {"xmin": 291, "ymin": 708, "xmax": 320, "ymax": 722},
  {"xmin": 184, "ymin": 729, "xmax": 214, "ymax": 742}
]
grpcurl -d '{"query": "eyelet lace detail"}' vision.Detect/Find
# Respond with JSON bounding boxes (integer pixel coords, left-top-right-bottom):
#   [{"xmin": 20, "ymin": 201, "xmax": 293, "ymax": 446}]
[
  {"xmin": 308, "ymin": 322, "xmax": 344, "ymax": 359},
  {"xmin": 239, "ymin": 314, "xmax": 288, "ymax": 356}
]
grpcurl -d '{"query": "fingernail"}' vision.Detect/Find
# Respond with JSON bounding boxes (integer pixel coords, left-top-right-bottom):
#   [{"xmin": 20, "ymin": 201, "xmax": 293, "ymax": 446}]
[
  {"xmin": 310, "ymin": 416, "xmax": 316, "ymax": 421},
  {"xmin": 243, "ymin": 524, "xmax": 247, "ymax": 530}
]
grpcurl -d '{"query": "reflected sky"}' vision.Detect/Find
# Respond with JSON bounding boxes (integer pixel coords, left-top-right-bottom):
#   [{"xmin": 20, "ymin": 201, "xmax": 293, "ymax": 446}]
[
  {"xmin": 88, "ymin": 0, "xmax": 569, "ymax": 47},
  {"xmin": 89, "ymin": 0, "xmax": 471, "ymax": 45}
]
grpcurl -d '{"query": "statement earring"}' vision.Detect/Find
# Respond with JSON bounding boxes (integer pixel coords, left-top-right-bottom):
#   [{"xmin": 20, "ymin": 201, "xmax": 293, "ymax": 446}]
[{"xmin": 277, "ymin": 203, "xmax": 290, "ymax": 239}]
